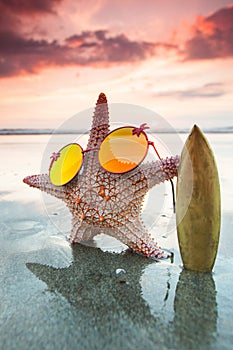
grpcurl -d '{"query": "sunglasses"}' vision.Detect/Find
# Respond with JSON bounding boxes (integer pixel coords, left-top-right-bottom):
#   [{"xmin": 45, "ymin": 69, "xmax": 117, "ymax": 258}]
[{"xmin": 49, "ymin": 123, "xmax": 175, "ymax": 211}]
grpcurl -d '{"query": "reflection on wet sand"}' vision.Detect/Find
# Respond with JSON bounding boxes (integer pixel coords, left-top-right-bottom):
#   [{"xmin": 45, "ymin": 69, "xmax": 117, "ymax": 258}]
[
  {"xmin": 26, "ymin": 244, "xmax": 218, "ymax": 349},
  {"xmin": 27, "ymin": 244, "xmax": 152, "ymax": 319},
  {"xmin": 27, "ymin": 243, "xmax": 172, "ymax": 347},
  {"xmin": 174, "ymin": 270, "xmax": 218, "ymax": 350}
]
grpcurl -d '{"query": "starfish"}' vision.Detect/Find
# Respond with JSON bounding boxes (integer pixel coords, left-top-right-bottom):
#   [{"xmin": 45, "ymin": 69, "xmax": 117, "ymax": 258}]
[{"xmin": 23, "ymin": 93, "xmax": 180, "ymax": 259}]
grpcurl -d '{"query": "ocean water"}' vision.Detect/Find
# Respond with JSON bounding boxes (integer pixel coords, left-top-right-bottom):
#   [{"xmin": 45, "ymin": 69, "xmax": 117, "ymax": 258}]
[{"xmin": 0, "ymin": 133, "xmax": 232, "ymax": 350}]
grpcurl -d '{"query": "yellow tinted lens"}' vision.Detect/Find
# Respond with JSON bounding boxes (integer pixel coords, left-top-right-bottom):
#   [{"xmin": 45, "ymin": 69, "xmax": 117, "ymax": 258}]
[
  {"xmin": 99, "ymin": 127, "xmax": 148, "ymax": 173},
  {"xmin": 50, "ymin": 143, "xmax": 83, "ymax": 186}
]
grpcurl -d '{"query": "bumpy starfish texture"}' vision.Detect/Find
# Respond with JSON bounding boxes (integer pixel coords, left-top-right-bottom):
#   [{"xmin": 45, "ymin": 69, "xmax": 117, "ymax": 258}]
[{"xmin": 23, "ymin": 93, "xmax": 180, "ymax": 259}]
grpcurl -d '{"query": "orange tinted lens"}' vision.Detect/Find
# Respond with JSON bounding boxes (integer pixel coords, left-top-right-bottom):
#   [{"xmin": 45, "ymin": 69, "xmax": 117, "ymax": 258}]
[
  {"xmin": 99, "ymin": 127, "xmax": 148, "ymax": 173},
  {"xmin": 50, "ymin": 143, "xmax": 83, "ymax": 186}
]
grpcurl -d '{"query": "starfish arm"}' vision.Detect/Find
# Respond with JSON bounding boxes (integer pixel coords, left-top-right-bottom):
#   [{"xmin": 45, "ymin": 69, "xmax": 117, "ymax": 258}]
[
  {"xmin": 23, "ymin": 174, "xmax": 66, "ymax": 200},
  {"xmin": 68, "ymin": 217, "xmax": 98, "ymax": 244},
  {"xmin": 83, "ymin": 93, "xmax": 110, "ymax": 174},
  {"xmin": 107, "ymin": 219, "xmax": 167, "ymax": 259},
  {"xmin": 140, "ymin": 155, "xmax": 180, "ymax": 189},
  {"xmin": 86, "ymin": 93, "xmax": 110, "ymax": 150}
]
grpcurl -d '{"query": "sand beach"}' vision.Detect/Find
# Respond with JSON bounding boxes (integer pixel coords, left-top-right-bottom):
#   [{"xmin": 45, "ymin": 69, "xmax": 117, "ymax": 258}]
[{"xmin": 0, "ymin": 132, "xmax": 232, "ymax": 350}]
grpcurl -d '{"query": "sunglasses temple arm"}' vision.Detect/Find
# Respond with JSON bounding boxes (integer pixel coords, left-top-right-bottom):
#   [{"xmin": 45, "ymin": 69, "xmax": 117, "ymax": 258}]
[
  {"xmin": 148, "ymin": 141, "xmax": 162, "ymax": 160},
  {"xmin": 169, "ymin": 178, "xmax": 176, "ymax": 214},
  {"xmin": 149, "ymin": 141, "xmax": 176, "ymax": 213}
]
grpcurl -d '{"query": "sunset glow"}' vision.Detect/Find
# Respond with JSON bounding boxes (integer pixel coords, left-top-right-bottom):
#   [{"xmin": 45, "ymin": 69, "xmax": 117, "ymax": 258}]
[{"xmin": 0, "ymin": 0, "xmax": 232, "ymax": 130}]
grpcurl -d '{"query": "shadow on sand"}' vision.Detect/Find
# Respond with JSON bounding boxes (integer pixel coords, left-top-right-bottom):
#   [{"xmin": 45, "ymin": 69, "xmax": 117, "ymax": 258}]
[{"xmin": 26, "ymin": 244, "xmax": 218, "ymax": 349}]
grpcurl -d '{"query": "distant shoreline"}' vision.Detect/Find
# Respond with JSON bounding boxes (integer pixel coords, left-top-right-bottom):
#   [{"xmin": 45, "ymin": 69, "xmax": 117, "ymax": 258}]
[{"xmin": 0, "ymin": 128, "xmax": 232, "ymax": 135}]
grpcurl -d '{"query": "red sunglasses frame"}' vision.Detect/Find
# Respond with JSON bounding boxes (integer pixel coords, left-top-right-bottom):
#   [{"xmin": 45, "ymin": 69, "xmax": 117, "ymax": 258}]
[
  {"xmin": 49, "ymin": 124, "xmax": 176, "ymax": 211},
  {"xmin": 49, "ymin": 124, "xmax": 162, "ymax": 178}
]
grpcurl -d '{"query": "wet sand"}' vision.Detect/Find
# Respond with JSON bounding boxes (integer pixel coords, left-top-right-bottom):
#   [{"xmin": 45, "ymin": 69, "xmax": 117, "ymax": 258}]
[{"xmin": 0, "ymin": 134, "xmax": 232, "ymax": 350}]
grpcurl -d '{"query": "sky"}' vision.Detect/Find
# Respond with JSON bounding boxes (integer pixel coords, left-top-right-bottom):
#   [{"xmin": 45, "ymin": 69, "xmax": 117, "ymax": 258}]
[{"xmin": 0, "ymin": 0, "xmax": 233, "ymax": 130}]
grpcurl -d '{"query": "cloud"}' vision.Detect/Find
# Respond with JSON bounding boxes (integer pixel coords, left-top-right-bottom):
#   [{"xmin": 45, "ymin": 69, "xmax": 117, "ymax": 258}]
[
  {"xmin": 0, "ymin": 0, "xmax": 63, "ymax": 14},
  {"xmin": 0, "ymin": 0, "xmax": 63, "ymax": 34},
  {"xmin": 0, "ymin": 30, "xmax": 163, "ymax": 77},
  {"xmin": 185, "ymin": 5, "xmax": 233, "ymax": 59},
  {"xmin": 0, "ymin": 0, "xmax": 177, "ymax": 78},
  {"xmin": 0, "ymin": 31, "xmax": 62, "ymax": 77},
  {"xmin": 65, "ymin": 30, "xmax": 157, "ymax": 63},
  {"xmin": 0, "ymin": 3, "xmax": 232, "ymax": 78},
  {"xmin": 153, "ymin": 83, "xmax": 225, "ymax": 99}
]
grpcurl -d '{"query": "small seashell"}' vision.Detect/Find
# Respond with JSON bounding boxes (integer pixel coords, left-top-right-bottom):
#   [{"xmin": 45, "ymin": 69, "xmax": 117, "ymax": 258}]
[{"xmin": 115, "ymin": 268, "xmax": 126, "ymax": 275}]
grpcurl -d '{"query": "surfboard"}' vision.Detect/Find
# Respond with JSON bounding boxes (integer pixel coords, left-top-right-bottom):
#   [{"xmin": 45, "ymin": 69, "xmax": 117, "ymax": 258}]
[{"xmin": 176, "ymin": 125, "xmax": 221, "ymax": 272}]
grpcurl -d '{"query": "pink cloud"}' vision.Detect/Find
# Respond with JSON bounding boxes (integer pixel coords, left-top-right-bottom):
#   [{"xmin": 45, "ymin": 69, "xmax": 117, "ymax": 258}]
[
  {"xmin": 0, "ymin": 0, "xmax": 63, "ymax": 14},
  {"xmin": 65, "ymin": 30, "xmax": 157, "ymax": 63},
  {"xmin": 0, "ymin": 0, "xmax": 63, "ymax": 34},
  {"xmin": 0, "ymin": 2, "xmax": 232, "ymax": 78},
  {"xmin": 185, "ymin": 6, "xmax": 233, "ymax": 59},
  {"xmin": 0, "ymin": 30, "xmax": 162, "ymax": 77},
  {"xmin": 153, "ymin": 83, "xmax": 225, "ymax": 99}
]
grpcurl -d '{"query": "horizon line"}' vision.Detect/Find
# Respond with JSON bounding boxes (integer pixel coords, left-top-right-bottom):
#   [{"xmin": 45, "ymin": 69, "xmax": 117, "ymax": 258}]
[{"xmin": 0, "ymin": 126, "xmax": 233, "ymax": 135}]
